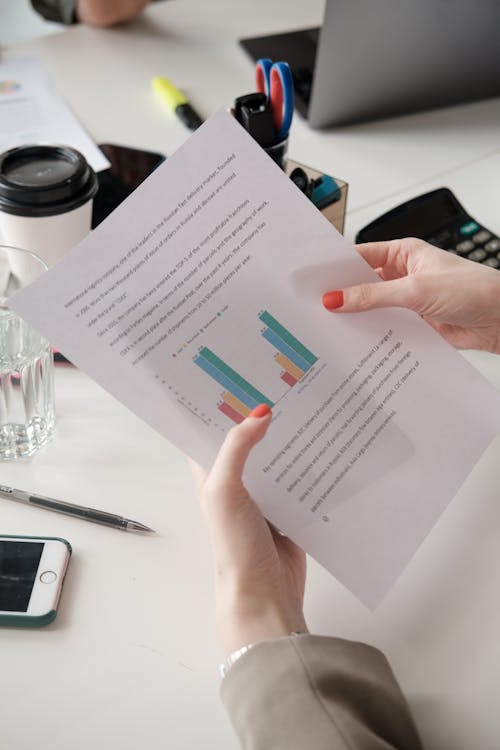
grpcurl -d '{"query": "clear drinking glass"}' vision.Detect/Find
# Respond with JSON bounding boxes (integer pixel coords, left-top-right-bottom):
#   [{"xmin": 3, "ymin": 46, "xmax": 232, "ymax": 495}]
[{"xmin": 0, "ymin": 245, "xmax": 54, "ymax": 459}]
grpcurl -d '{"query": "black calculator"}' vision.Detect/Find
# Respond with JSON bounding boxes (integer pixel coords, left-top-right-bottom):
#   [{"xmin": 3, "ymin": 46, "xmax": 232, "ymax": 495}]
[{"xmin": 355, "ymin": 187, "xmax": 500, "ymax": 269}]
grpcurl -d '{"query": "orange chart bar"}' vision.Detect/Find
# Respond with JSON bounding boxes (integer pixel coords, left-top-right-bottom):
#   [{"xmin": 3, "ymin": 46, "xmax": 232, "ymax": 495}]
[
  {"xmin": 275, "ymin": 352, "xmax": 304, "ymax": 381},
  {"xmin": 222, "ymin": 391, "xmax": 251, "ymax": 418}
]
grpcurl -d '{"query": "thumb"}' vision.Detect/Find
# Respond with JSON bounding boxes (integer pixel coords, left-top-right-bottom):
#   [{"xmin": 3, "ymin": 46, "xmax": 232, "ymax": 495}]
[
  {"xmin": 208, "ymin": 404, "xmax": 272, "ymax": 489},
  {"xmin": 323, "ymin": 276, "xmax": 420, "ymax": 314}
]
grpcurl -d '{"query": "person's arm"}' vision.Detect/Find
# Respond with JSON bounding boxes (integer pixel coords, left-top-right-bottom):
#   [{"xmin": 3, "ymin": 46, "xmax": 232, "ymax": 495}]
[
  {"xmin": 323, "ymin": 237, "xmax": 500, "ymax": 354},
  {"xmin": 31, "ymin": 0, "xmax": 151, "ymax": 26},
  {"xmin": 221, "ymin": 634, "xmax": 422, "ymax": 750},
  {"xmin": 191, "ymin": 405, "xmax": 422, "ymax": 750},
  {"xmin": 75, "ymin": 0, "xmax": 151, "ymax": 27},
  {"xmin": 190, "ymin": 404, "xmax": 308, "ymax": 655}
]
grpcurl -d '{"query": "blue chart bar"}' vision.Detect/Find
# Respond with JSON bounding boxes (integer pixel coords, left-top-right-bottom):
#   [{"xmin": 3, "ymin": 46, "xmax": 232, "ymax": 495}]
[
  {"xmin": 194, "ymin": 355, "xmax": 261, "ymax": 410},
  {"xmin": 261, "ymin": 327, "xmax": 312, "ymax": 372},
  {"xmin": 259, "ymin": 311, "xmax": 318, "ymax": 366}
]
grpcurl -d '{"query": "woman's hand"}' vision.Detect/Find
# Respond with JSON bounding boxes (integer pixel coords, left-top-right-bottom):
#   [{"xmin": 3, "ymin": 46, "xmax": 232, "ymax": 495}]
[
  {"xmin": 190, "ymin": 405, "xmax": 308, "ymax": 657},
  {"xmin": 322, "ymin": 238, "xmax": 500, "ymax": 354}
]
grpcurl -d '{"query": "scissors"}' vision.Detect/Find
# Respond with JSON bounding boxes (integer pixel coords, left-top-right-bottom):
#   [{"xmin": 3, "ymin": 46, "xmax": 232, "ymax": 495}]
[{"xmin": 255, "ymin": 58, "xmax": 294, "ymax": 142}]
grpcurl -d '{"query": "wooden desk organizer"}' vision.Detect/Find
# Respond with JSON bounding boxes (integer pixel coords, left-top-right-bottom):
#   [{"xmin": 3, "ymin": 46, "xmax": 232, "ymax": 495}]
[{"xmin": 285, "ymin": 159, "xmax": 348, "ymax": 235}]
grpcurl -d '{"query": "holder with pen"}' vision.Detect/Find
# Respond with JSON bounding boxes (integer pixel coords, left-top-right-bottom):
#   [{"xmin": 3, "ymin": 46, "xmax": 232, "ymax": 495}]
[{"xmin": 233, "ymin": 58, "xmax": 348, "ymax": 234}]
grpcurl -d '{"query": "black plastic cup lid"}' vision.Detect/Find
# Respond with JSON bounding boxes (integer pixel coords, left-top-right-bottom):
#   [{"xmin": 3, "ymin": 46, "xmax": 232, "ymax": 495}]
[{"xmin": 0, "ymin": 144, "xmax": 98, "ymax": 217}]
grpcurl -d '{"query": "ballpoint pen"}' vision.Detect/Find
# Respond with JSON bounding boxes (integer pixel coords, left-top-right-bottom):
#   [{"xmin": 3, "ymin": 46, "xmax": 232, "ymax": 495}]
[
  {"xmin": 152, "ymin": 75, "xmax": 203, "ymax": 131},
  {"xmin": 0, "ymin": 484, "xmax": 155, "ymax": 533}
]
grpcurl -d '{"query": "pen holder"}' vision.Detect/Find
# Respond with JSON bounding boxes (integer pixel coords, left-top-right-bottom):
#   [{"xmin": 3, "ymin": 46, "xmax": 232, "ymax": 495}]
[
  {"xmin": 230, "ymin": 106, "xmax": 348, "ymax": 234},
  {"xmin": 285, "ymin": 158, "xmax": 348, "ymax": 235},
  {"xmin": 263, "ymin": 136, "xmax": 288, "ymax": 170}
]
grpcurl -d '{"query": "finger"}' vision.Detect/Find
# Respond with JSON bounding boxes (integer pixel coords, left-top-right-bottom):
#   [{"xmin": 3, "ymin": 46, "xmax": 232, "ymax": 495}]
[
  {"xmin": 209, "ymin": 405, "xmax": 272, "ymax": 487},
  {"xmin": 355, "ymin": 241, "xmax": 394, "ymax": 269},
  {"xmin": 355, "ymin": 238, "xmax": 423, "ymax": 278},
  {"xmin": 323, "ymin": 275, "xmax": 421, "ymax": 313},
  {"xmin": 201, "ymin": 406, "xmax": 274, "ymax": 564}
]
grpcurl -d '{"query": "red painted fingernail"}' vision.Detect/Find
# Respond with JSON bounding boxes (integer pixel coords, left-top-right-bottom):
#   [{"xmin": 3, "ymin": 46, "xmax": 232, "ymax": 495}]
[
  {"xmin": 248, "ymin": 403, "xmax": 272, "ymax": 418},
  {"xmin": 322, "ymin": 290, "xmax": 344, "ymax": 310}
]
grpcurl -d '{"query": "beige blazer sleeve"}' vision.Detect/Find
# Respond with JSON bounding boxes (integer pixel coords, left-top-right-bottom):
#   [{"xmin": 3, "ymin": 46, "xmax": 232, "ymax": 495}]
[{"xmin": 221, "ymin": 635, "xmax": 422, "ymax": 750}]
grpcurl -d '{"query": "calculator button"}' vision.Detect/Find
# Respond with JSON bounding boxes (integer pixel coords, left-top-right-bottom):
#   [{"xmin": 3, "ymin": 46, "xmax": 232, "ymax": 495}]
[
  {"xmin": 459, "ymin": 220, "xmax": 480, "ymax": 235},
  {"xmin": 483, "ymin": 257, "xmax": 500, "ymax": 268},
  {"xmin": 467, "ymin": 248, "xmax": 487, "ymax": 262},
  {"xmin": 455, "ymin": 240, "xmax": 475, "ymax": 254},
  {"xmin": 485, "ymin": 238, "xmax": 500, "ymax": 253},
  {"xmin": 472, "ymin": 230, "xmax": 491, "ymax": 244},
  {"xmin": 428, "ymin": 230, "xmax": 452, "ymax": 246}
]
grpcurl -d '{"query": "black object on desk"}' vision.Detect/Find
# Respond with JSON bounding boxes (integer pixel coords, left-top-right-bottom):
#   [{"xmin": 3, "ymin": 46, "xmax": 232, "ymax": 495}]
[
  {"xmin": 356, "ymin": 187, "xmax": 500, "ymax": 270},
  {"xmin": 233, "ymin": 93, "xmax": 276, "ymax": 148},
  {"xmin": 240, "ymin": 28, "xmax": 318, "ymax": 120},
  {"xmin": 92, "ymin": 143, "xmax": 166, "ymax": 229}
]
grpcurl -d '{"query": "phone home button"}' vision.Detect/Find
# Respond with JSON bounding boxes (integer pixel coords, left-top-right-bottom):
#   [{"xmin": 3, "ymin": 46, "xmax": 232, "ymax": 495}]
[{"xmin": 40, "ymin": 570, "xmax": 57, "ymax": 584}]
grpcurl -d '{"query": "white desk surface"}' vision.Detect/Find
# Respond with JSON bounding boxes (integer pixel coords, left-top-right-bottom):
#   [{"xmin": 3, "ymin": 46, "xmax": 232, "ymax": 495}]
[{"xmin": 2, "ymin": 2, "xmax": 500, "ymax": 748}]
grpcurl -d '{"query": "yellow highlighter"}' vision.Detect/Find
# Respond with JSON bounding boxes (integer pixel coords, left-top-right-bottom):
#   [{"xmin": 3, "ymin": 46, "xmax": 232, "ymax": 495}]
[{"xmin": 152, "ymin": 76, "xmax": 203, "ymax": 131}]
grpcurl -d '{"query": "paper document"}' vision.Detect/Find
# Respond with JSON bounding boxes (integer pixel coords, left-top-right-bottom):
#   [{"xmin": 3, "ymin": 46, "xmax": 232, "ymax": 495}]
[
  {"xmin": 12, "ymin": 110, "xmax": 500, "ymax": 607},
  {"xmin": 0, "ymin": 56, "xmax": 108, "ymax": 172}
]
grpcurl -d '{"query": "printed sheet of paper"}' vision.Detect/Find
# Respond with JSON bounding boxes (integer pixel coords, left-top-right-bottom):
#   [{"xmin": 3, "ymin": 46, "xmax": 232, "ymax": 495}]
[
  {"xmin": 12, "ymin": 110, "xmax": 500, "ymax": 607},
  {"xmin": 0, "ymin": 56, "xmax": 108, "ymax": 172}
]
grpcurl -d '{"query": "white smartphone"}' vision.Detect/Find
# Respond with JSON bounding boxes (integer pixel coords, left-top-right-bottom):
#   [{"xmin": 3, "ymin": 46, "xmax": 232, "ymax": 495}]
[{"xmin": 0, "ymin": 535, "xmax": 71, "ymax": 627}]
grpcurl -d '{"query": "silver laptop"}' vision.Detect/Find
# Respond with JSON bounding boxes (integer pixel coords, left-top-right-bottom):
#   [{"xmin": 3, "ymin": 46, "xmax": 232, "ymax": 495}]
[{"xmin": 240, "ymin": 0, "xmax": 500, "ymax": 128}]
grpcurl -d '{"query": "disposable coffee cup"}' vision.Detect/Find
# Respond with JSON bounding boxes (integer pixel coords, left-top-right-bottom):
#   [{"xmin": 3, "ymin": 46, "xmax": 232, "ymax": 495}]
[{"xmin": 0, "ymin": 144, "xmax": 98, "ymax": 268}]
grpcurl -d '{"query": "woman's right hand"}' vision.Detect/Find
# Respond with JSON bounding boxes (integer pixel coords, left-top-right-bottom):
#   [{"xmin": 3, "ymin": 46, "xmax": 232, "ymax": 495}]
[
  {"xmin": 190, "ymin": 405, "xmax": 308, "ymax": 658},
  {"xmin": 322, "ymin": 238, "xmax": 500, "ymax": 354}
]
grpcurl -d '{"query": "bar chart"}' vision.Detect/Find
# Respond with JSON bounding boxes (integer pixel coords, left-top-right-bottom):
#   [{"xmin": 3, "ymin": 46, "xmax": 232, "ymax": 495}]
[
  {"xmin": 194, "ymin": 346, "xmax": 274, "ymax": 424},
  {"xmin": 259, "ymin": 310, "xmax": 318, "ymax": 387},
  {"xmin": 193, "ymin": 311, "xmax": 318, "ymax": 424}
]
